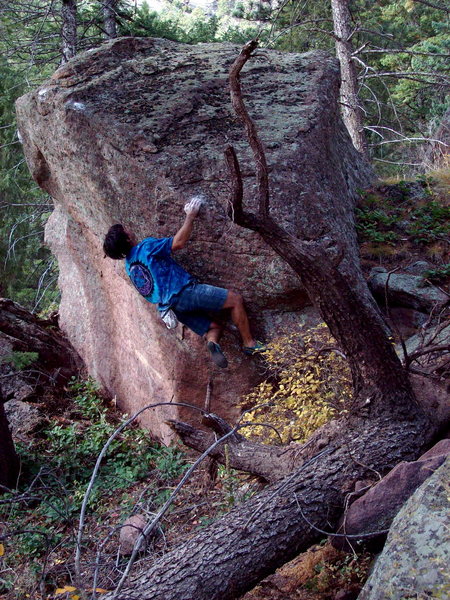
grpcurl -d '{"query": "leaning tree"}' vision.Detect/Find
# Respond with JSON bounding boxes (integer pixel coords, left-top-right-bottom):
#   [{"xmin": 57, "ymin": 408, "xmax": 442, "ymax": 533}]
[{"xmin": 101, "ymin": 41, "xmax": 438, "ymax": 600}]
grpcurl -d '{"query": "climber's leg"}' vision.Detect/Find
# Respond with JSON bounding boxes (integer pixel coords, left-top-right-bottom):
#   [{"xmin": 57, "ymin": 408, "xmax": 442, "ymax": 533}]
[
  {"xmin": 222, "ymin": 290, "xmax": 255, "ymax": 348},
  {"xmin": 205, "ymin": 322, "xmax": 222, "ymax": 344},
  {"xmin": 206, "ymin": 325, "xmax": 228, "ymax": 368}
]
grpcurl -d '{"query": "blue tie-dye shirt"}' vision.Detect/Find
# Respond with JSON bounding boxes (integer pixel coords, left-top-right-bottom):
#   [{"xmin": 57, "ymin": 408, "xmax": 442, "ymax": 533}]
[{"xmin": 125, "ymin": 237, "xmax": 194, "ymax": 307}]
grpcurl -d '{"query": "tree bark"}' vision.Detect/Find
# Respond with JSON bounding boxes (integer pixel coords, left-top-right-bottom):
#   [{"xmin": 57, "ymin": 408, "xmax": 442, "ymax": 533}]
[
  {"xmin": 168, "ymin": 418, "xmax": 306, "ymax": 483},
  {"xmin": 225, "ymin": 44, "xmax": 414, "ymax": 417},
  {"xmin": 61, "ymin": 0, "xmax": 77, "ymax": 63},
  {"xmin": 0, "ymin": 387, "xmax": 19, "ymax": 491},
  {"xmin": 104, "ymin": 415, "xmax": 431, "ymax": 600},
  {"xmin": 101, "ymin": 0, "xmax": 118, "ymax": 39},
  {"xmin": 330, "ymin": 0, "xmax": 368, "ymax": 156}
]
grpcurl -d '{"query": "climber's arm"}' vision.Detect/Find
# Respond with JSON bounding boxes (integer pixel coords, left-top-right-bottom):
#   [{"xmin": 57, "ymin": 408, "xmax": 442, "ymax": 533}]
[{"xmin": 172, "ymin": 198, "xmax": 202, "ymax": 251}]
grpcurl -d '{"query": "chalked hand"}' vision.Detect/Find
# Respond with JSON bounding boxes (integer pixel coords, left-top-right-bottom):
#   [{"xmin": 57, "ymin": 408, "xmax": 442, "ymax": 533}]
[{"xmin": 184, "ymin": 196, "xmax": 203, "ymax": 217}]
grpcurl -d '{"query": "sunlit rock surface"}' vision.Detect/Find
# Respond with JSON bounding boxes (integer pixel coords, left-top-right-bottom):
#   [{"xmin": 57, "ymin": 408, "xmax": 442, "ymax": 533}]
[{"xmin": 16, "ymin": 37, "xmax": 371, "ymax": 440}]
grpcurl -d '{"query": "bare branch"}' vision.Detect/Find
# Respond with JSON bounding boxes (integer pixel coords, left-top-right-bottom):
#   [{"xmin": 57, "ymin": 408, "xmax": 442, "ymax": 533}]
[
  {"xmin": 371, "ymin": 137, "xmax": 449, "ymax": 147},
  {"xmin": 75, "ymin": 400, "xmax": 206, "ymax": 582},
  {"xmin": 362, "ymin": 71, "xmax": 450, "ymax": 84},
  {"xmin": 113, "ymin": 403, "xmax": 289, "ymax": 598},
  {"xmin": 167, "ymin": 419, "xmax": 290, "ymax": 482},
  {"xmin": 294, "ymin": 493, "xmax": 389, "ymax": 539},
  {"xmin": 229, "ymin": 40, "xmax": 270, "ymax": 219},
  {"xmin": 408, "ymin": 343, "xmax": 450, "ymax": 362},
  {"xmin": 269, "ymin": 23, "xmax": 337, "ymax": 46}
]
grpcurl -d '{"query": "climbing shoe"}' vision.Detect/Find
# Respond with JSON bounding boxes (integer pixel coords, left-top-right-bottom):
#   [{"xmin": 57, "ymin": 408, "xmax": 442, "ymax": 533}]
[
  {"xmin": 243, "ymin": 341, "xmax": 267, "ymax": 356},
  {"xmin": 207, "ymin": 341, "xmax": 228, "ymax": 368}
]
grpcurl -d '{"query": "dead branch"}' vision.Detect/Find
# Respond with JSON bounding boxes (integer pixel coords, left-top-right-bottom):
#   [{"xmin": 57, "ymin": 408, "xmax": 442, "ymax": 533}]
[
  {"xmin": 113, "ymin": 424, "xmax": 245, "ymax": 598},
  {"xmin": 293, "ymin": 494, "xmax": 389, "ymax": 539},
  {"xmin": 229, "ymin": 39, "xmax": 269, "ymax": 219},
  {"xmin": 360, "ymin": 48, "xmax": 450, "ymax": 58},
  {"xmin": 168, "ymin": 419, "xmax": 293, "ymax": 482},
  {"xmin": 75, "ymin": 400, "xmax": 206, "ymax": 582},
  {"xmin": 407, "ymin": 343, "xmax": 450, "ymax": 365},
  {"xmin": 362, "ymin": 71, "xmax": 450, "ymax": 84}
]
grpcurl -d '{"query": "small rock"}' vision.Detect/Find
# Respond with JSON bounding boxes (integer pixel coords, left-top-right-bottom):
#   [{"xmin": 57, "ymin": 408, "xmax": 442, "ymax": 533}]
[{"xmin": 119, "ymin": 514, "xmax": 148, "ymax": 556}]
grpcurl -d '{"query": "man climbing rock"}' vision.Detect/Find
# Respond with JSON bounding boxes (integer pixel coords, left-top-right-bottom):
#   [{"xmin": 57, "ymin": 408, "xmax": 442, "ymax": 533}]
[{"xmin": 103, "ymin": 198, "xmax": 263, "ymax": 368}]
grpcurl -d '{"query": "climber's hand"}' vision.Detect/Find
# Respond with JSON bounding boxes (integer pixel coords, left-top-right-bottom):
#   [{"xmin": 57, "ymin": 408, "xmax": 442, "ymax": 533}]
[{"xmin": 184, "ymin": 197, "xmax": 203, "ymax": 218}]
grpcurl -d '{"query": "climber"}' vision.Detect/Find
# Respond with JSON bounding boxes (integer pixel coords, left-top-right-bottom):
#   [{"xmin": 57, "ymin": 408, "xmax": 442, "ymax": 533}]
[{"xmin": 103, "ymin": 197, "xmax": 264, "ymax": 368}]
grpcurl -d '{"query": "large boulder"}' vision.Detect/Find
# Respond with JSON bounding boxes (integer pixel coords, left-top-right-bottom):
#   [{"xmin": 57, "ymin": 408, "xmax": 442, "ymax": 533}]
[
  {"xmin": 368, "ymin": 267, "xmax": 449, "ymax": 313},
  {"xmin": 16, "ymin": 37, "xmax": 372, "ymax": 440},
  {"xmin": 331, "ymin": 439, "xmax": 450, "ymax": 550},
  {"xmin": 358, "ymin": 455, "xmax": 450, "ymax": 599}
]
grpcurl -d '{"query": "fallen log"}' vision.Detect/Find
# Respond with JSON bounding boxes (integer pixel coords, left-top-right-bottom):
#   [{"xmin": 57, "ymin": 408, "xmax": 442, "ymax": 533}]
[{"xmin": 103, "ymin": 412, "xmax": 432, "ymax": 600}]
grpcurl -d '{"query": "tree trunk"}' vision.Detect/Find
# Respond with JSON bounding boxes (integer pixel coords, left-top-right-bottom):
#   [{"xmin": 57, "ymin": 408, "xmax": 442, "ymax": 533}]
[
  {"xmin": 330, "ymin": 0, "xmax": 368, "ymax": 156},
  {"xmin": 61, "ymin": 0, "xmax": 77, "ymax": 63},
  {"xmin": 253, "ymin": 218, "xmax": 415, "ymax": 418},
  {"xmin": 225, "ymin": 42, "xmax": 413, "ymax": 416},
  {"xmin": 0, "ymin": 387, "xmax": 19, "ymax": 491},
  {"xmin": 101, "ymin": 0, "xmax": 118, "ymax": 39},
  {"xmin": 103, "ymin": 414, "xmax": 431, "ymax": 600}
]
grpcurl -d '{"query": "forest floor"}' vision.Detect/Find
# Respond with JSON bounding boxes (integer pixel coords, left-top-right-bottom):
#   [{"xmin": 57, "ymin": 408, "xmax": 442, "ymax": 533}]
[{"xmin": 1, "ymin": 171, "xmax": 449, "ymax": 600}]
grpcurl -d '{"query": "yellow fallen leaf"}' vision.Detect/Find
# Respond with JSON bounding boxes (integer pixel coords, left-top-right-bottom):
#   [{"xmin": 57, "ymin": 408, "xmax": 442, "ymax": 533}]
[
  {"xmin": 55, "ymin": 586, "xmax": 77, "ymax": 595},
  {"xmin": 94, "ymin": 589, "xmax": 109, "ymax": 594},
  {"xmin": 70, "ymin": 595, "xmax": 80, "ymax": 600},
  {"xmin": 0, "ymin": 543, "xmax": 4, "ymax": 557}
]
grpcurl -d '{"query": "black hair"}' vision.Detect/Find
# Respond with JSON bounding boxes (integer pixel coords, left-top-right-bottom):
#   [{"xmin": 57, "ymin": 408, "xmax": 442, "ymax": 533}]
[{"xmin": 103, "ymin": 224, "xmax": 133, "ymax": 259}]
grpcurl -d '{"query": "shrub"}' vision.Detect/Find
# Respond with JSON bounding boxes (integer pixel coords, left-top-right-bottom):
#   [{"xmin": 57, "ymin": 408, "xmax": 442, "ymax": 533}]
[{"xmin": 241, "ymin": 324, "xmax": 351, "ymax": 444}]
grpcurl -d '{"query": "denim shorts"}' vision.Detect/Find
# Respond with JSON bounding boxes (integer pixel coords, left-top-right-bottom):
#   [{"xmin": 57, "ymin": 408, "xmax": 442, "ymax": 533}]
[{"xmin": 169, "ymin": 283, "xmax": 228, "ymax": 336}]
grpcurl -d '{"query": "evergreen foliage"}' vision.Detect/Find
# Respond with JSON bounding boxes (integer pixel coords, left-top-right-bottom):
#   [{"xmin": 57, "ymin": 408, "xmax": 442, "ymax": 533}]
[{"xmin": 0, "ymin": 58, "xmax": 57, "ymax": 311}]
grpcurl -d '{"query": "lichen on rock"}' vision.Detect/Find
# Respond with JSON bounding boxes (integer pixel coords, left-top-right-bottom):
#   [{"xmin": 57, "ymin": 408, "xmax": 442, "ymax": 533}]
[{"xmin": 358, "ymin": 456, "xmax": 450, "ymax": 600}]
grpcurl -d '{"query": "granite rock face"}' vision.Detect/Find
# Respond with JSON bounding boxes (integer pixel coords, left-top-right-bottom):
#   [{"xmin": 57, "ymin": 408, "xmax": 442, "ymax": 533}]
[
  {"xmin": 358, "ymin": 456, "xmax": 450, "ymax": 600},
  {"xmin": 16, "ymin": 37, "xmax": 372, "ymax": 440},
  {"xmin": 332, "ymin": 439, "xmax": 450, "ymax": 550}
]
